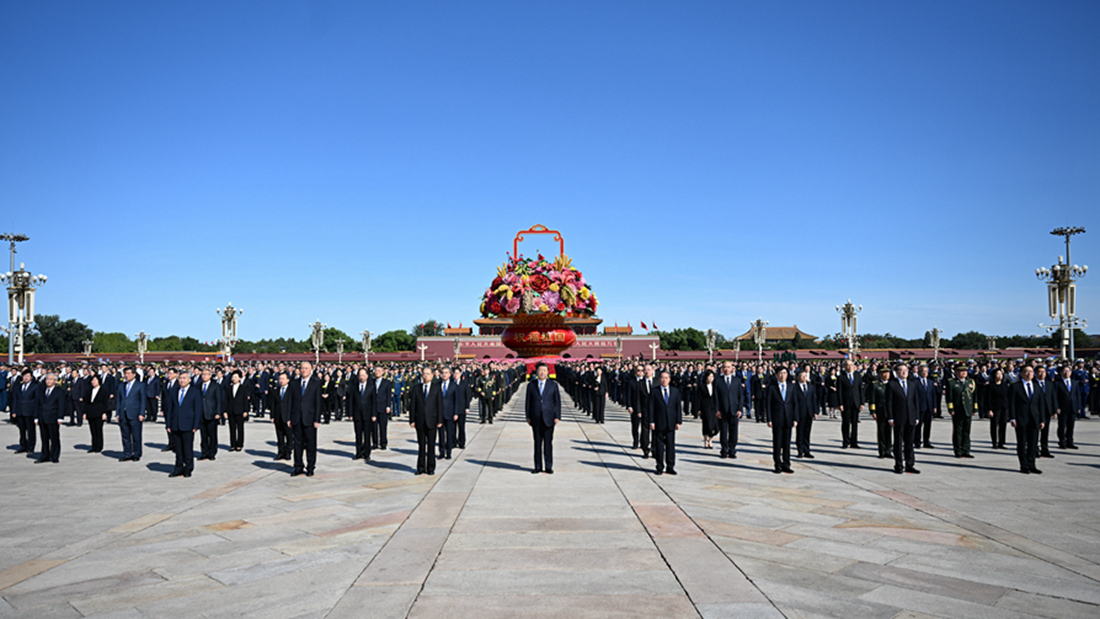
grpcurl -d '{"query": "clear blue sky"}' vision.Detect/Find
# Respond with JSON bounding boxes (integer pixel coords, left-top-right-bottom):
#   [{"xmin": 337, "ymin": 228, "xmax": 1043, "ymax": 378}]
[{"xmin": 2, "ymin": 1, "xmax": 1097, "ymax": 343}]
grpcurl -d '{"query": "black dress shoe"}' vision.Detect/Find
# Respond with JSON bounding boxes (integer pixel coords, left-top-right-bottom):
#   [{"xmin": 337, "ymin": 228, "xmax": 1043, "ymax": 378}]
[
  {"xmin": 666, "ymin": 470, "xmax": 677, "ymax": 475},
  {"xmin": 782, "ymin": 467, "xmax": 794, "ymax": 474},
  {"xmin": 531, "ymin": 469, "xmax": 543, "ymax": 474},
  {"xmin": 924, "ymin": 444, "xmax": 934, "ymax": 449},
  {"xmin": 893, "ymin": 467, "xmax": 904, "ymax": 474},
  {"xmin": 183, "ymin": 472, "xmax": 191, "ymax": 477},
  {"xmin": 545, "ymin": 469, "xmax": 553, "ymax": 474},
  {"xmin": 169, "ymin": 471, "xmax": 182, "ymax": 478},
  {"xmin": 160, "ymin": 447, "xmax": 172, "ymax": 452},
  {"xmin": 905, "ymin": 468, "xmax": 920, "ymax": 474},
  {"xmin": 773, "ymin": 467, "xmax": 782, "ymax": 474},
  {"xmin": 963, "ymin": 454, "xmax": 974, "ymax": 459},
  {"xmin": 291, "ymin": 470, "xmax": 304, "ymax": 477},
  {"xmin": 35, "ymin": 459, "xmax": 47, "ymax": 464},
  {"xmin": 851, "ymin": 444, "xmax": 861, "ymax": 449},
  {"xmin": 1068, "ymin": 445, "xmax": 1079, "ymax": 450},
  {"xmin": 1029, "ymin": 468, "xmax": 1042, "ymax": 474},
  {"xmin": 305, "ymin": 471, "xmax": 314, "ymax": 477},
  {"xmin": 1020, "ymin": 468, "xmax": 1031, "ymax": 474},
  {"xmin": 119, "ymin": 456, "xmax": 132, "ymax": 462},
  {"xmin": 654, "ymin": 470, "xmax": 663, "ymax": 475},
  {"xmin": 1041, "ymin": 452, "xmax": 1054, "ymax": 458},
  {"xmin": 364, "ymin": 456, "xmax": 371, "ymax": 462},
  {"xmin": 132, "ymin": 457, "xmax": 140, "ymax": 462},
  {"xmin": 14, "ymin": 449, "xmax": 26, "ymax": 454},
  {"xmin": 805, "ymin": 454, "xmax": 815, "ymax": 459}
]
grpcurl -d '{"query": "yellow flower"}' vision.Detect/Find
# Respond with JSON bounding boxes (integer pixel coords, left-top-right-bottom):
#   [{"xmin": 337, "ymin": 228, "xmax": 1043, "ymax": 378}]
[
  {"xmin": 549, "ymin": 283, "xmax": 560, "ymax": 292},
  {"xmin": 538, "ymin": 304, "xmax": 550, "ymax": 312},
  {"xmin": 579, "ymin": 287, "xmax": 590, "ymax": 300},
  {"xmin": 480, "ymin": 302, "xmax": 486, "ymax": 313}
]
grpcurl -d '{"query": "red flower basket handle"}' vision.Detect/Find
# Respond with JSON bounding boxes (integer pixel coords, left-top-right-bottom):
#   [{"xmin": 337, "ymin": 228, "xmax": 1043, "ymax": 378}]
[{"xmin": 513, "ymin": 224, "xmax": 564, "ymax": 259}]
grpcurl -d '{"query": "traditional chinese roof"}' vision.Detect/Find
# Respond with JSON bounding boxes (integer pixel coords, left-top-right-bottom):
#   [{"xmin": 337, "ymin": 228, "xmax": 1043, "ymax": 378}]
[{"xmin": 734, "ymin": 325, "xmax": 818, "ymax": 342}]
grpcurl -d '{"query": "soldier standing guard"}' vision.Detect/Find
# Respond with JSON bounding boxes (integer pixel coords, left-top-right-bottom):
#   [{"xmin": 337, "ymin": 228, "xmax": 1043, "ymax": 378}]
[
  {"xmin": 869, "ymin": 365, "xmax": 893, "ymax": 459},
  {"xmin": 476, "ymin": 366, "xmax": 496, "ymax": 423},
  {"xmin": 946, "ymin": 364, "xmax": 977, "ymax": 458}
]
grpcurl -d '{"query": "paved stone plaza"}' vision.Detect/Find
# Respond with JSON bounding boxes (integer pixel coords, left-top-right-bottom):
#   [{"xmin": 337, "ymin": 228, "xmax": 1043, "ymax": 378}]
[{"xmin": 2, "ymin": 398, "xmax": 1099, "ymax": 619}]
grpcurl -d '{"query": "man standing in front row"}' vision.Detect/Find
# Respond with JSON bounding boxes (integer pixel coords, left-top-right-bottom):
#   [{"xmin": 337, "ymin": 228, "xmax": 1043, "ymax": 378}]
[
  {"xmin": 36, "ymin": 373, "xmax": 64, "ymax": 463},
  {"xmin": 167, "ymin": 371, "xmax": 201, "ymax": 477},
  {"xmin": 526, "ymin": 362, "xmax": 561, "ymax": 474},
  {"xmin": 885, "ymin": 363, "xmax": 920, "ymax": 474},
  {"xmin": 1009, "ymin": 365, "xmax": 1046, "ymax": 475},
  {"xmin": 649, "ymin": 370, "xmax": 681, "ymax": 475},
  {"xmin": 409, "ymin": 366, "xmax": 442, "ymax": 475},
  {"xmin": 767, "ymin": 367, "xmax": 797, "ymax": 474},
  {"xmin": 116, "ymin": 367, "xmax": 146, "ymax": 462},
  {"xmin": 291, "ymin": 361, "xmax": 322, "ymax": 477}
]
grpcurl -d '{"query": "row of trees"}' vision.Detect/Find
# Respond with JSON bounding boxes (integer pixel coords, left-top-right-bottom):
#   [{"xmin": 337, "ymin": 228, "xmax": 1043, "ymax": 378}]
[
  {"xmin": 654, "ymin": 328, "xmax": 1093, "ymax": 352},
  {"xmin": 0, "ymin": 315, "xmax": 449, "ymax": 355}
]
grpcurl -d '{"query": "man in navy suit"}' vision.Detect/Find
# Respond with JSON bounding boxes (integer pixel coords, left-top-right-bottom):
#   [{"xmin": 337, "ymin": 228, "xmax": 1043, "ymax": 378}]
[
  {"xmin": 525, "ymin": 362, "xmax": 561, "ymax": 474},
  {"xmin": 35, "ymin": 373, "xmax": 64, "ymax": 463},
  {"xmin": 197, "ymin": 368, "xmax": 225, "ymax": 461},
  {"xmin": 291, "ymin": 361, "xmax": 322, "ymax": 476},
  {"xmin": 1009, "ymin": 365, "xmax": 1046, "ymax": 475},
  {"xmin": 348, "ymin": 368, "xmax": 375, "ymax": 461},
  {"xmin": 144, "ymin": 366, "xmax": 161, "ymax": 423},
  {"xmin": 371, "ymin": 366, "xmax": 393, "ymax": 450},
  {"xmin": 648, "ymin": 370, "xmax": 682, "ymax": 475},
  {"xmin": 915, "ymin": 365, "xmax": 936, "ymax": 449},
  {"xmin": 12, "ymin": 369, "xmax": 39, "ymax": 454},
  {"xmin": 451, "ymin": 369, "xmax": 472, "ymax": 448},
  {"xmin": 409, "ymin": 366, "xmax": 443, "ymax": 475},
  {"xmin": 166, "ymin": 371, "xmax": 202, "ymax": 477},
  {"xmin": 438, "ymin": 367, "xmax": 458, "ymax": 460},
  {"xmin": 714, "ymin": 361, "xmax": 744, "ymax": 459},
  {"xmin": 793, "ymin": 368, "xmax": 816, "ymax": 459},
  {"xmin": 1054, "ymin": 366, "xmax": 1078, "ymax": 449},
  {"xmin": 767, "ymin": 367, "xmax": 797, "ymax": 474},
  {"xmin": 886, "ymin": 364, "xmax": 921, "ymax": 474},
  {"xmin": 116, "ymin": 367, "xmax": 147, "ymax": 462},
  {"xmin": 838, "ymin": 360, "xmax": 863, "ymax": 448}
]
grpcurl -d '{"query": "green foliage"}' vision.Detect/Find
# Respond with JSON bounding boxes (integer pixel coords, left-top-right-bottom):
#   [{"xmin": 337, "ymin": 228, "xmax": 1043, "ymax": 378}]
[
  {"xmin": 655, "ymin": 328, "xmax": 708, "ymax": 351},
  {"xmin": 23, "ymin": 314, "xmax": 93, "ymax": 353},
  {"xmin": 374, "ymin": 330, "xmax": 415, "ymax": 352},
  {"xmin": 319, "ymin": 327, "xmax": 360, "ymax": 352},
  {"xmin": 92, "ymin": 332, "xmax": 134, "ymax": 354},
  {"xmin": 412, "ymin": 320, "xmax": 444, "ymax": 337}
]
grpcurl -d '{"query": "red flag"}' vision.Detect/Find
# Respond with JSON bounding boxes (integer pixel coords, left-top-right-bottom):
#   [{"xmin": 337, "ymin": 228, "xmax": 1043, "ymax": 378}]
[
  {"xmin": 615, "ymin": 321, "xmax": 618, "ymax": 329},
  {"xmin": 447, "ymin": 323, "xmax": 452, "ymax": 329},
  {"xmin": 653, "ymin": 322, "xmax": 658, "ymax": 330},
  {"xmin": 641, "ymin": 321, "xmax": 647, "ymax": 330},
  {"xmin": 459, "ymin": 322, "xmax": 462, "ymax": 329}
]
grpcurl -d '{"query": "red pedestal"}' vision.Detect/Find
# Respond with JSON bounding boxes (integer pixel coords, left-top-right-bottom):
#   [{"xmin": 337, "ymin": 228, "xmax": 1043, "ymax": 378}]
[{"xmin": 501, "ymin": 313, "xmax": 577, "ymax": 359}]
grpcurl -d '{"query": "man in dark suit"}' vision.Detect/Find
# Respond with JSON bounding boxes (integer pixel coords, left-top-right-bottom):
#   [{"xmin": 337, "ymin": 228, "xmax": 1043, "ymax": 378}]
[
  {"xmin": 591, "ymin": 366, "xmax": 609, "ymax": 424},
  {"xmin": 1035, "ymin": 365, "xmax": 1055, "ymax": 458},
  {"xmin": 35, "ymin": 373, "xmax": 64, "ymax": 463},
  {"xmin": 371, "ymin": 366, "xmax": 393, "ymax": 450},
  {"xmin": 166, "ymin": 370, "xmax": 202, "ymax": 477},
  {"xmin": 69, "ymin": 368, "xmax": 89, "ymax": 427},
  {"xmin": 838, "ymin": 359, "xmax": 863, "ymax": 448},
  {"xmin": 348, "ymin": 368, "xmax": 375, "ymax": 461},
  {"xmin": 1009, "ymin": 365, "xmax": 1046, "ymax": 474},
  {"xmin": 885, "ymin": 364, "xmax": 920, "ymax": 474},
  {"xmin": 160, "ymin": 368, "xmax": 179, "ymax": 453},
  {"xmin": 144, "ymin": 366, "xmax": 161, "ymax": 423},
  {"xmin": 198, "ymin": 368, "xmax": 225, "ymax": 461},
  {"xmin": 225, "ymin": 370, "xmax": 249, "ymax": 452},
  {"xmin": 12, "ymin": 369, "xmax": 39, "ymax": 454},
  {"xmin": 648, "ymin": 370, "xmax": 682, "ymax": 475},
  {"xmin": 116, "ymin": 367, "xmax": 147, "ymax": 462},
  {"xmin": 714, "ymin": 361, "xmax": 744, "ymax": 459},
  {"xmin": 915, "ymin": 365, "xmax": 937, "ymax": 449},
  {"xmin": 271, "ymin": 372, "xmax": 295, "ymax": 460},
  {"xmin": 291, "ymin": 361, "xmax": 323, "ymax": 476},
  {"xmin": 409, "ymin": 366, "xmax": 443, "ymax": 475},
  {"xmin": 631, "ymin": 365, "xmax": 655, "ymax": 458},
  {"xmin": 766, "ymin": 367, "xmax": 797, "ymax": 474},
  {"xmin": 526, "ymin": 362, "xmax": 561, "ymax": 474},
  {"xmin": 793, "ymin": 368, "xmax": 816, "ymax": 458},
  {"xmin": 452, "ymin": 368, "xmax": 472, "ymax": 448},
  {"xmin": 438, "ymin": 367, "xmax": 458, "ymax": 460},
  {"xmin": 1054, "ymin": 366, "xmax": 1078, "ymax": 449}
]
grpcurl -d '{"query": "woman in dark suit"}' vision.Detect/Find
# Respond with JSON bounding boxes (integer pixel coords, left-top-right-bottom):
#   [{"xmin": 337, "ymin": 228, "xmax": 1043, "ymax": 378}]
[
  {"xmin": 82, "ymin": 374, "xmax": 110, "ymax": 453},
  {"xmin": 984, "ymin": 367, "xmax": 1010, "ymax": 449},
  {"xmin": 226, "ymin": 370, "xmax": 250, "ymax": 451},
  {"xmin": 697, "ymin": 370, "xmax": 718, "ymax": 449},
  {"xmin": 320, "ymin": 371, "xmax": 332, "ymax": 424},
  {"xmin": 334, "ymin": 369, "xmax": 348, "ymax": 421}
]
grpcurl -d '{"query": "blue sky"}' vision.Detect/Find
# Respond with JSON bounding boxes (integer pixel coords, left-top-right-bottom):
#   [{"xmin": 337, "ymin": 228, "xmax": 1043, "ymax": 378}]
[{"xmin": 2, "ymin": 1, "xmax": 1097, "ymax": 343}]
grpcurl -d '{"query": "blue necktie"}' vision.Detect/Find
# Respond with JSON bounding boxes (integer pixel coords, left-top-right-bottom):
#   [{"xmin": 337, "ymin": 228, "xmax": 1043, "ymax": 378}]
[
  {"xmin": 302, "ymin": 379, "xmax": 307, "ymax": 395},
  {"xmin": 1026, "ymin": 382, "xmax": 1032, "ymax": 400},
  {"xmin": 663, "ymin": 387, "xmax": 669, "ymax": 404},
  {"xmin": 781, "ymin": 383, "xmax": 786, "ymax": 401},
  {"xmin": 202, "ymin": 383, "xmax": 207, "ymax": 396},
  {"xmin": 179, "ymin": 389, "xmax": 185, "ymax": 405},
  {"xmin": 443, "ymin": 382, "xmax": 447, "ymax": 396}
]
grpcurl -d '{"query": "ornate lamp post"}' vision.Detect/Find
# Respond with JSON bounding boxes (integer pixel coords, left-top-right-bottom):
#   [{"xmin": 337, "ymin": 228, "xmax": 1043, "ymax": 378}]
[
  {"xmin": 706, "ymin": 328, "xmax": 717, "ymax": 363},
  {"xmin": 1, "ymin": 233, "xmax": 29, "ymax": 364},
  {"xmin": 360, "ymin": 330, "xmax": 372, "ymax": 363},
  {"xmin": 987, "ymin": 336, "xmax": 997, "ymax": 352},
  {"xmin": 926, "ymin": 327, "xmax": 941, "ymax": 361},
  {"xmin": 216, "ymin": 303, "xmax": 242, "ymax": 360},
  {"xmin": 1, "ymin": 261, "xmax": 47, "ymax": 364},
  {"xmin": 335, "ymin": 337, "xmax": 346, "ymax": 364},
  {"xmin": 734, "ymin": 338, "xmax": 741, "ymax": 361},
  {"xmin": 309, "ymin": 321, "xmax": 326, "ymax": 365},
  {"xmin": 614, "ymin": 335, "xmax": 623, "ymax": 360},
  {"xmin": 452, "ymin": 337, "xmax": 461, "ymax": 361},
  {"xmin": 82, "ymin": 339, "xmax": 93, "ymax": 357},
  {"xmin": 1036, "ymin": 226, "xmax": 1088, "ymax": 360},
  {"xmin": 135, "ymin": 331, "xmax": 149, "ymax": 364},
  {"xmin": 751, "ymin": 318, "xmax": 768, "ymax": 362},
  {"xmin": 836, "ymin": 299, "xmax": 862, "ymax": 359}
]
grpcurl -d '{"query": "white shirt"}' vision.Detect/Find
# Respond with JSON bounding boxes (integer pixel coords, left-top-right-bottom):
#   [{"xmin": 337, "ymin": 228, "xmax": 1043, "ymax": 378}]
[{"xmin": 90, "ymin": 386, "xmax": 100, "ymax": 401}]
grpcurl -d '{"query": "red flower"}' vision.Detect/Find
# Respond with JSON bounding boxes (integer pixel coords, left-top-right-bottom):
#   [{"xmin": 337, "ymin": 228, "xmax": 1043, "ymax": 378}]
[
  {"xmin": 556, "ymin": 302, "xmax": 566, "ymax": 312},
  {"xmin": 489, "ymin": 301, "xmax": 503, "ymax": 314},
  {"xmin": 530, "ymin": 274, "xmax": 551, "ymax": 293},
  {"xmin": 491, "ymin": 277, "xmax": 503, "ymax": 289}
]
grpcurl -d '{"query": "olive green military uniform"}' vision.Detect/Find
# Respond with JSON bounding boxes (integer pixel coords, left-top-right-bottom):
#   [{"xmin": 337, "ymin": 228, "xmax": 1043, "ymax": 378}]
[
  {"xmin": 869, "ymin": 377, "xmax": 893, "ymax": 458},
  {"xmin": 946, "ymin": 376, "xmax": 978, "ymax": 457}
]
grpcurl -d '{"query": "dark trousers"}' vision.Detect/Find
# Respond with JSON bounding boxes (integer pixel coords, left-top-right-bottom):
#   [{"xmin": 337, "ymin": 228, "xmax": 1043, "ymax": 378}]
[
  {"xmin": 120, "ymin": 416, "xmax": 143, "ymax": 458},
  {"xmin": 293, "ymin": 424, "xmax": 317, "ymax": 473},
  {"xmin": 439, "ymin": 417, "xmax": 456, "ymax": 457},
  {"xmin": 532, "ymin": 421, "xmax": 554, "ymax": 471},
  {"xmin": 165, "ymin": 426, "xmax": 177, "ymax": 453},
  {"xmin": 1040, "ymin": 420, "xmax": 1052, "ymax": 454},
  {"xmin": 17, "ymin": 416, "xmax": 36, "ymax": 451},
  {"xmin": 653, "ymin": 428, "xmax": 675, "ymax": 472},
  {"xmin": 952, "ymin": 413, "xmax": 972, "ymax": 456},
  {"xmin": 1015, "ymin": 421, "xmax": 1039, "ymax": 471},
  {"xmin": 592, "ymin": 395, "xmax": 605, "ymax": 423},
  {"xmin": 38, "ymin": 421, "xmax": 60, "ymax": 462},
  {"xmin": 88, "ymin": 417, "xmax": 105, "ymax": 452},
  {"xmin": 875, "ymin": 415, "xmax": 893, "ymax": 457},
  {"xmin": 228, "ymin": 413, "xmax": 245, "ymax": 449},
  {"xmin": 353, "ymin": 416, "xmax": 369, "ymax": 458},
  {"xmin": 456, "ymin": 413, "xmax": 466, "ymax": 448},
  {"xmin": 796, "ymin": 415, "xmax": 813, "ymax": 456},
  {"xmin": 145, "ymin": 397, "xmax": 159, "ymax": 422},
  {"xmin": 416, "ymin": 424, "xmax": 437, "ymax": 474},
  {"xmin": 841, "ymin": 406, "xmax": 859, "ymax": 446},
  {"xmin": 372, "ymin": 414, "xmax": 388, "ymax": 449},
  {"xmin": 1057, "ymin": 410, "xmax": 1076, "ymax": 447},
  {"xmin": 717, "ymin": 414, "xmax": 739, "ymax": 457},
  {"xmin": 772, "ymin": 423, "xmax": 792, "ymax": 469},
  {"xmin": 893, "ymin": 422, "xmax": 916, "ymax": 470},
  {"xmin": 274, "ymin": 419, "xmax": 290, "ymax": 458},
  {"xmin": 919, "ymin": 409, "xmax": 933, "ymax": 445},
  {"xmin": 71, "ymin": 401, "xmax": 84, "ymax": 426},
  {"xmin": 200, "ymin": 417, "xmax": 219, "ymax": 458},
  {"xmin": 174, "ymin": 430, "xmax": 195, "ymax": 474},
  {"xmin": 478, "ymin": 397, "xmax": 494, "ymax": 422}
]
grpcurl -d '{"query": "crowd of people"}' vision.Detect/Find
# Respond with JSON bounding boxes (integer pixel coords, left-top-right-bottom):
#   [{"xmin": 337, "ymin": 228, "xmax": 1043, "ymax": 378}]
[{"xmin": 1, "ymin": 355, "xmax": 1097, "ymax": 478}]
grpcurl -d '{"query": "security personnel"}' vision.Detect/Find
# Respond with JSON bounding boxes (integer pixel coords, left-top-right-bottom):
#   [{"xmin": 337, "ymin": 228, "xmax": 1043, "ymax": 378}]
[
  {"xmin": 476, "ymin": 367, "xmax": 496, "ymax": 424},
  {"xmin": 946, "ymin": 363, "xmax": 978, "ymax": 458},
  {"xmin": 869, "ymin": 365, "xmax": 893, "ymax": 459}
]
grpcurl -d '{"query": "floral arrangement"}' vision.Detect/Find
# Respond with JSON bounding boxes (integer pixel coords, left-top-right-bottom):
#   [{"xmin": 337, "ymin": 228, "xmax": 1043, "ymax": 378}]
[{"xmin": 480, "ymin": 253, "xmax": 597, "ymax": 318}]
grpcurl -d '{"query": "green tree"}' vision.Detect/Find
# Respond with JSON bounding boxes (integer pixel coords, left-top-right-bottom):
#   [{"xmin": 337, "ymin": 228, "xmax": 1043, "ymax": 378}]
[
  {"xmin": 93, "ymin": 332, "xmax": 134, "ymax": 354},
  {"xmin": 412, "ymin": 320, "xmax": 444, "ymax": 337},
  {"xmin": 317, "ymin": 327, "xmax": 360, "ymax": 352},
  {"xmin": 374, "ymin": 330, "xmax": 415, "ymax": 352},
  {"xmin": 945, "ymin": 331, "xmax": 988, "ymax": 350},
  {"xmin": 23, "ymin": 314, "xmax": 93, "ymax": 353}
]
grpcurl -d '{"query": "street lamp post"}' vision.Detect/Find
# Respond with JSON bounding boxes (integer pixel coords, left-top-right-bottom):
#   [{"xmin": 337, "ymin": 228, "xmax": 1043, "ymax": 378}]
[
  {"xmin": 1036, "ymin": 226, "xmax": 1088, "ymax": 360},
  {"xmin": 705, "ymin": 328, "xmax": 717, "ymax": 363},
  {"xmin": 216, "ymin": 303, "xmax": 242, "ymax": 361},
  {"xmin": 987, "ymin": 336, "xmax": 997, "ymax": 352},
  {"xmin": 1, "ymin": 261, "xmax": 47, "ymax": 365},
  {"xmin": 309, "ymin": 321, "xmax": 326, "ymax": 365},
  {"xmin": 360, "ymin": 330, "xmax": 372, "ymax": 364},
  {"xmin": 836, "ymin": 299, "xmax": 862, "ymax": 359},
  {"xmin": 926, "ymin": 327, "xmax": 941, "ymax": 361},
  {"xmin": 1, "ymin": 233, "xmax": 29, "ymax": 364},
  {"xmin": 751, "ymin": 318, "xmax": 768, "ymax": 362},
  {"xmin": 614, "ymin": 335, "xmax": 623, "ymax": 360},
  {"xmin": 135, "ymin": 331, "xmax": 148, "ymax": 364},
  {"xmin": 734, "ymin": 339, "xmax": 740, "ymax": 361},
  {"xmin": 82, "ymin": 339, "xmax": 93, "ymax": 357},
  {"xmin": 335, "ymin": 338, "xmax": 346, "ymax": 364}
]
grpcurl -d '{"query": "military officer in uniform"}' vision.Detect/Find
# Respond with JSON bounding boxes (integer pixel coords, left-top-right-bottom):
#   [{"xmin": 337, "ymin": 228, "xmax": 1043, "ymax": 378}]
[
  {"xmin": 476, "ymin": 367, "xmax": 496, "ymax": 424},
  {"xmin": 869, "ymin": 365, "xmax": 893, "ymax": 459},
  {"xmin": 946, "ymin": 363, "xmax": 978, "ymax": 458}
]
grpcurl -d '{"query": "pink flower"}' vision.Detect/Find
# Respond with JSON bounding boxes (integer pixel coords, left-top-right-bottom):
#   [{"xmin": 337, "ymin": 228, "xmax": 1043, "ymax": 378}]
[{"xmin": 505, "ymin": 297, "xmax": 521, "ymax": 314}]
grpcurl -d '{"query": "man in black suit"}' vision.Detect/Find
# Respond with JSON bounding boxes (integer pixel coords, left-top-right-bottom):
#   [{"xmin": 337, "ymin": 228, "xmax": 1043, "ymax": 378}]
[
  {"xmin": 12, "ymin": 369, "xmax": 39, "ymax": 454},
  {"xmin": 438, "ymin": 367, "xmax": 458, "ymax": 460},
  {"xmin": 591, "ymin": 366, "xmax": 608, "ymax": 424},
  {"xmin": 766, "ymin": 367, "xmax": 797, "ymax": 474},
  {"xmin": 197, "ymin": 369, "xmax": 225, "ymax": 461},
  {"xmin": 885, "ymin": 364, "xmax": 920, "ymax": 474},
  {"xmin": 348, "ymin": 368, "xmax": 375, "ymax": 461},
  {"xmin": 160, "ymin": 368, "xmax": 179, "ymax": 453},
  {"xmin": 35, "ymin": 373, "xmax": 64, "ymax": 463},
  {"xmin": 1009, "ymin": 365, "xmax": 1046, "ymax": 474},
  {"xmin": 451, "ymin": 368, "xmax": 472, "ymax": 448},
  {"xmin": 915, "ymin": 365, "xmax": 936, "ymax": 449},
  {"xmin": 793, "ymin": 368, "xmax": 816, "ymax": 458},
  {"xmin": 291, "ymin": 361, "xmax": 323, "ymax": 476},
  {"xmin": 1054, "ymin": 366, "xmax": 1078, "ymax": 449},
  {"xmin": 271, "ymin": 372, "xmax": 295, "ymax": 460},
  {"xmin": 526, "ymin": 362, "xmax": 562, "ymax": 474},
  {"xmin": 166, "ymin": 371, "xmax": 202, "ymax": 477},
  {"xmin": 838, "ymin": 359, "xmax": 863, "ymax": 448},
  {"xmin": 1035, "ymin": 365, "xmax": 1055, "ymax": 458},
  {"xmin": 631, "ymin": 365, "xmax": 655, "ymax": 458},
  {"xmin": 714, "ymin": 361, "xmax": 744, "ymax": 459},
  {"xmin": 144, "ymin": 366, "xmax": 161, "ymax": 423},
  {"xmin": 409, "ymin": 366, "xmax": 443, "ymax": 475},
  {"xmin": 648, "ymin": 370, "xmax": 682, "ymax": 475},
  {"xmin": 371, "ymin": 366, "xmax": 393, "ymax": 450}
]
